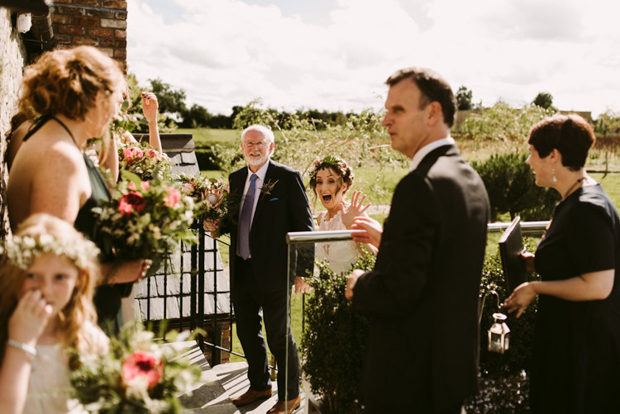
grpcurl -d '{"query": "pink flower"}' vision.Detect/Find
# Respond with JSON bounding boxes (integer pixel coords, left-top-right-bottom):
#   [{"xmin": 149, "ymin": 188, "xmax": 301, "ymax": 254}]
[
  {"xmin": 118, "ymin": 192, "xmax": 147, "ymax": 215},
  {"xmin": 313, "ymin": 160, "xmax": 321, "ymax": 167},
  {"xmin": 123, "ymin": 147, "xmax": 144, "ymax": 162},
  {"xmin": 164, "ymin": 187, "xmax": 181, "ymax": 208},
  {"xmin": 127, "ymin": 181, "xmax": 137, "ymax": 191},
  {"xmin": 141, "ymin": 181, "xmax": 150, "ymax": 191},
  {"xmin": 121, "ymin": 351, "xmax": 163, "ymax": 390},
  {"xmin": 146, "ymin": 149, "xmax": 160, "ymax": 160}
]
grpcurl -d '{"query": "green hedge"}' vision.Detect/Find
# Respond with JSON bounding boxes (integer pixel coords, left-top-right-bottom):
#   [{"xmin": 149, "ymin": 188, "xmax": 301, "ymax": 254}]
[
  {"xmin": 471, "ymin": 152, "xmax": 560, "ymax": 221},
  {"xmin": 302, "ymin": 254, "xmax": 375, "ymax": 414}
]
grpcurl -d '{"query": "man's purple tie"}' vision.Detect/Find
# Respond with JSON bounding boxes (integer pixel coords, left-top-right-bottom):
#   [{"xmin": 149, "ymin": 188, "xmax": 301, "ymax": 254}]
[{"xmin": 238, "ymin": 174, "xmax": 258, "ymax": 259}]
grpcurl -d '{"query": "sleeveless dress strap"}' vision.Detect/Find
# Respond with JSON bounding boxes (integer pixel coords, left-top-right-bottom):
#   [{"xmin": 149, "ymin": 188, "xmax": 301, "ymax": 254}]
[
  {"xmin": 22, "ymin": 115, "xmax": 52, "ymax": 142},
  {"xmin": 22, "ymin": 115, "xmax": 78, "ymax": 147}
]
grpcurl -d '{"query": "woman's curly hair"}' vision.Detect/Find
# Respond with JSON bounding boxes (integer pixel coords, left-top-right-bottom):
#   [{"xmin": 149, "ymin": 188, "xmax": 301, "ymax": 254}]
[{"xmin": 19, "ymin": 46, "xmax": 123, "ymax": 120}]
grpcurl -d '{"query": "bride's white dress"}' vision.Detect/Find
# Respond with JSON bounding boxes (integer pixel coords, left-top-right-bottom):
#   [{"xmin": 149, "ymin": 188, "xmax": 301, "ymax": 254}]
[{"xmin": 317, "ymin": 210, "xmax": 361, "ymax": 274}]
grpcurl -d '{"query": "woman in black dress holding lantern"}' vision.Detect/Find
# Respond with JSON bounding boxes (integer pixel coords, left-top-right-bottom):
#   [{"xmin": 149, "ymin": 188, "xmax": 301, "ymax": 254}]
[{"xmin": 504, "ymin": 114, "xmax": 620, "ymax": 413}]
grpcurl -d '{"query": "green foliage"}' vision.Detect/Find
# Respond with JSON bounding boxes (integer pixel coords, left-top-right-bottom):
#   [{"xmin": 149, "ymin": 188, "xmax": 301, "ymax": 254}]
[
  {"xmin": 221, "ymin": 100, "xmax": 406, "ymax": 204},
  {"xmin": 532, "ymin": 91, "xmax": 555, "ymax": 110},
  {"xmin": 302, "ymin": 253, "xmax": 376, "ymax": 414},
  {"xmin": 69, "ymin": 323, "xmax": 202, "ymax": 413},
  {"xmin": 471, "ymin": 152, "xmax": 560, "ymax": 221},
  {"xmin": 456, "ymin": 86, "xmax": 474, "ymax": 110},
  {"xmin": 466, "ymin": 248, "xmax": 540, "ymax": 413},
  {"xmin": 594, "ymin": 109, "xmax": 620, "ymax": 136},
  {"xmin": 150, "ymin": 78, "xmax": 188, "ymax": 116},
  {"xmin": 181, "ymin": 104, "xmax": 212, "ymax": 128},
  {"xmin": 460, "ymin": 102, "xmax": 556, "ymax": 146},
  {"xmin": 465, "ymin": 373, "xmax": 530, "ymax": 414},
  {"xmin": 478, "ymin": 250, "xmax": 539, "ymax": 376}
]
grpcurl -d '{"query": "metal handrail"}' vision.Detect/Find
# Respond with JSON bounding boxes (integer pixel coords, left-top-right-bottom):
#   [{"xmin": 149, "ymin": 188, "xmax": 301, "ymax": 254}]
[{"xmin": 287, "ymin": 221, "xmax": 551, "ymax": 244}]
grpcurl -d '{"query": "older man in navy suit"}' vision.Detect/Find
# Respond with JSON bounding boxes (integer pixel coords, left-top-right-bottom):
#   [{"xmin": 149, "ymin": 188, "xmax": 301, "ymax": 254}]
[
  {"xmin": 347, "ymin": 68, "xmax": 490, "ymax": 414},
  {"xmin": 214, "ymin": 125, "xmax": 314, "ymax": 414}
]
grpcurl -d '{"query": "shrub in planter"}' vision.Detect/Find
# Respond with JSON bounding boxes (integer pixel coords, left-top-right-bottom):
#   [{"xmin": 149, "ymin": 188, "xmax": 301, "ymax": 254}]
[
  {"xmin": 467, "ymin": 247, "xmax": 540, "ymax": 412},
  {"xmin": 301, "ymin": 253, "xmax": 375, "ymax": 414},
  {"xmin": 471, "ymin": 153, "xmax": 560, "ymax": 221}
]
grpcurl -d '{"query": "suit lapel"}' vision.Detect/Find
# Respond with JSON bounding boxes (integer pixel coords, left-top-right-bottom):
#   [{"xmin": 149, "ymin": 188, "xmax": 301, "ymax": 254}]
[{"xmin": 252, "ymin": 161, "xmax": 276, "ymax": 227}]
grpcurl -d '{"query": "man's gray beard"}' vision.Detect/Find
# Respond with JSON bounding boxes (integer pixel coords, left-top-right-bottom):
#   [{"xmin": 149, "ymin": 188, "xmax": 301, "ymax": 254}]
[{"xmin": 246, "ymin": 154, "xmax": 270, "ymax": 167}]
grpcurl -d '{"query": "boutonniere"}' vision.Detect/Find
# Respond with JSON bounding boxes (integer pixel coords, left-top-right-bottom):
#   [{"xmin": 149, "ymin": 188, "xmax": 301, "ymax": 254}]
[{"xmin": 260, "ymin": 179, "xmax": 279, "ymax": 200}]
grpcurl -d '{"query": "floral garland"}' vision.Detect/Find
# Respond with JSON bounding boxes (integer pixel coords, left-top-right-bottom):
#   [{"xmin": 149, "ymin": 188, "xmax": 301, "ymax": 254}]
[
  {"xmin": 309, "ymin": 155, "xmax": 343, "ymax": 183},
  {"xmin": 1, "ymin": 233, "xmax": 100, "ymax": 270}
]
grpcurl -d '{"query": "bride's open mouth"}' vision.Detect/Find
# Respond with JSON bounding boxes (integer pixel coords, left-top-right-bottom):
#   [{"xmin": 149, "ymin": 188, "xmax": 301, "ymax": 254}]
[{"xmin": 322, "ymin": 194, "xmax": 332, "ymax": 203}]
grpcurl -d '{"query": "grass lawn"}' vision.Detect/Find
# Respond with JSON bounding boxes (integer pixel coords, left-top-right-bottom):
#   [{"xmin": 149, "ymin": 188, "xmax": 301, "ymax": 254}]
[{"xmin": 177, "ymin": 127, "xmax": 239, "ymax": 148}]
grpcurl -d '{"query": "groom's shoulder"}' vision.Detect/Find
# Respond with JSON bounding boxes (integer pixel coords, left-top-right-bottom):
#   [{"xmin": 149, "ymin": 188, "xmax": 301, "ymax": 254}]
[{"xmin": 269, "ymin": 161, "xmax": 300, "ymax": 176}]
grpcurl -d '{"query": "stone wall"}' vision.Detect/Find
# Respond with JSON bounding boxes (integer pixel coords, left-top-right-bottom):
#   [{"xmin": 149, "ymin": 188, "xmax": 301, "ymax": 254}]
[
  {"xmin": 0, "ymin": 10, "xmax": 27, "ymax": 240},
  {"xmin": 52, "ymin": 0, "xmax": 127, "ymax": 70}
]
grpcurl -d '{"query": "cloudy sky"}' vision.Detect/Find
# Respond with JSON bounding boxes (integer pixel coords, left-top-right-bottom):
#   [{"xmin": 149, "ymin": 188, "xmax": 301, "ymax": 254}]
[{"xmin": 127, "ymin": 0, "xmax": 620, "ymax": 117}]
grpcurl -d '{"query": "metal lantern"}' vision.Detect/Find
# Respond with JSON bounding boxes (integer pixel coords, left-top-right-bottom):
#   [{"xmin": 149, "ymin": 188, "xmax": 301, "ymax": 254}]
[{"xmin": 488, "ymin": 312, "xmax": 510, "ymax": 354}]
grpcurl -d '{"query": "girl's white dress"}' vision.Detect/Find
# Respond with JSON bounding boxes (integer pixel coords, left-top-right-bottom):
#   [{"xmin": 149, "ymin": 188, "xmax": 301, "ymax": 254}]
[
  {"xmin": 317, "ymin": 209, "xmax": 362, "ymax": 274},
  {"xmin": 24, "ymin": 322, "xmax": 106, "ymax": 414}
]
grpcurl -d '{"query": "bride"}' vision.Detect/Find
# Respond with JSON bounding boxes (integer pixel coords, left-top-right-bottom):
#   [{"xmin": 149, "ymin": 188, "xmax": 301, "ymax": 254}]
[{"xmin": 309, "ymin": 156, "xmax": 376, "ymax": 274}]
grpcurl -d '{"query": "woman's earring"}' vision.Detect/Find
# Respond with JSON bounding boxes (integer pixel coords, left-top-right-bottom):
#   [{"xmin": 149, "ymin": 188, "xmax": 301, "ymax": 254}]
[{"xmin": 552, "ymin": 166, "xmax": 557, "ymax": 183}]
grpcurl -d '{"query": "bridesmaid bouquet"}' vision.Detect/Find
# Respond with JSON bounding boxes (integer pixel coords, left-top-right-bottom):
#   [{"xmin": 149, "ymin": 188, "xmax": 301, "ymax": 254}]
[
  {"xmin": 118, "ymin": 140, "xmax": 173, "ymax": 182},
  {"xmin": 179, "ymin": 174, "xmax": 229, "ymax": 224},
  {"xmin": 93, "ymin": 171, "xmax": 195, "ymax": 264},
  {"xmin": 70, "ymin": 324, "xmax": 202, "ymax": 414}
]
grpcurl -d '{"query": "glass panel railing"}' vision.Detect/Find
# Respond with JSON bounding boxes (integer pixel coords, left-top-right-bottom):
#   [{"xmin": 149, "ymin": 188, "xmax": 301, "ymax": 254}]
[{"xmin": 284, "ymin": 230, "xmax": 364, "ymax": 411}]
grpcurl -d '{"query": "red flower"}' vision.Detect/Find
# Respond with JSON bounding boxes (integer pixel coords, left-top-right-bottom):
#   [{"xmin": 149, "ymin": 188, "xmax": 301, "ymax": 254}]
[
  {"xmin": 118, "ymin": 192, "xmax": 147, "ymax": 215},
  {"xmin": 121, "ymin": 351, "xmax": 163, "ymax": 389},
  {"xmin": 164, "ymin": 187, "xmax": 181, "ymax": 208},
  {"xmin": 123, "ymin": 147, "xmax": 144, "ymax": 162}
]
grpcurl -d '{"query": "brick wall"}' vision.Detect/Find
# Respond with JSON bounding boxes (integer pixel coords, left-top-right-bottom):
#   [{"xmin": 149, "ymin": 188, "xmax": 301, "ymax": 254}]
[
  {"xmin": 0, "ymin": 10, "xmax": 27, "ymax": 240},
  {"xmin": 51, "ymin": 0, "xmax": 127, "ymax": 70}
]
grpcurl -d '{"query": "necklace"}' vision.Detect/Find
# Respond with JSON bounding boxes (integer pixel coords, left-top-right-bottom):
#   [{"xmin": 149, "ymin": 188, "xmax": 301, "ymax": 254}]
[{"xmin": 562, "ymin": 176, "xmax": 586, "ymax": 200}]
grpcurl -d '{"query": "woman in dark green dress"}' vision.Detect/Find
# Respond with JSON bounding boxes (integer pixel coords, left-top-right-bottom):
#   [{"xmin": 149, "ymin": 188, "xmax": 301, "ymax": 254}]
[
  {"xmin": 505, "ymin": 114, "xmax": 620, "ymax": 413},
  {"xmin": 7, "ymin": 46, "xmax": 149, "ymax": 331}
]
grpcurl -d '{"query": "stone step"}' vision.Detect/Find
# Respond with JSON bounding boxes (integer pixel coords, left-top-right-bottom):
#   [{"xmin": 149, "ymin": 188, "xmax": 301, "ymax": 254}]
[{"xmin": 175, "ymin": 345, "xmax": 307, "ymax": 413}]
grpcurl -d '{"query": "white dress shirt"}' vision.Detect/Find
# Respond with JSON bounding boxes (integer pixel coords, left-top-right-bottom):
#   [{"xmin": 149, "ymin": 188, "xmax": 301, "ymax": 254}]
[{"xmin": 409, "ymin": 137, "xmax": 456, "ymax": 172}]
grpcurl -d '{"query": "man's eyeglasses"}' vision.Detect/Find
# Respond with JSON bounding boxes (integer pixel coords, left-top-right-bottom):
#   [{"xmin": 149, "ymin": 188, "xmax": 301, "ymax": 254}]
[{"xmin": 243, "ymin": 141, "xmax": 269, "ymax": 148}]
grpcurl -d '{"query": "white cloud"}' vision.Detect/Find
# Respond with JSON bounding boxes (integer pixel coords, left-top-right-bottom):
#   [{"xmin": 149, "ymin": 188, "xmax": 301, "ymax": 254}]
[{"xmin": 128, "ymin": 0, "xmax": 620, "ymax": 117}]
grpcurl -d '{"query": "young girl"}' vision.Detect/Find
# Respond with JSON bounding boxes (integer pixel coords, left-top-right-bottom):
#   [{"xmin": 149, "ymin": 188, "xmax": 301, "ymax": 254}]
[
  {"xmin": 309, "ymin": 156, "xmax": 376, "ymax": 274},
  {"xmin": 0, "ymin": 213, "xmax": 108, "ymax": 414}
]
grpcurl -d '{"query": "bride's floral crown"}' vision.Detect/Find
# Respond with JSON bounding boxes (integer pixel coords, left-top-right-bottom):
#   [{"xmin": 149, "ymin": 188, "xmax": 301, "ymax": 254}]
[
  {"xmin": 1, "ymin": 234, "xmax": 100, "ymax": 270},
  {"xmin": 309, "ymin": 155, "xmax": 344, "ymax": 182}
]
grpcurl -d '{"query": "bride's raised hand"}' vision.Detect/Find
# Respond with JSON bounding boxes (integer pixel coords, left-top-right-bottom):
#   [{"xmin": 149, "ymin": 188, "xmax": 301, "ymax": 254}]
[{"xmin": 341, "ymin": 190, "xmax": 371, "ymax": 229}]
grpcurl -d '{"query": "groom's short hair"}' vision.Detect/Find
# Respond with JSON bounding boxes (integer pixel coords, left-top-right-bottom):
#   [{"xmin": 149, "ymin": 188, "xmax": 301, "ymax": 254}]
[{"xmin": 386, "ymin": 67, "xmax": 456, "ymax": 128}]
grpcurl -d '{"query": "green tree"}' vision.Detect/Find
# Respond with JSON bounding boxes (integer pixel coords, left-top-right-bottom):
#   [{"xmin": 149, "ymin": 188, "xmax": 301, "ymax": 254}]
[
  {"xmin": 149, "ymin": 78, "xmax": 187, "ymax": 116},
  {"xmin": 594, "ymin": 109, "xmax": 620, "ymax": 136},
  {"xmin": 456, "ymin": 86, "xmax": 473, "ymax": 110},
  {"xmin": 461, "ymin": 101, "xmax": 555, "ymax": 145},
  {"xmin": 532, "ymin": 92, "xmax": 554, "ymax": 110},
  {"xmin": 181, "ymin": 104, "xmax": 212, "ymax": 128}
]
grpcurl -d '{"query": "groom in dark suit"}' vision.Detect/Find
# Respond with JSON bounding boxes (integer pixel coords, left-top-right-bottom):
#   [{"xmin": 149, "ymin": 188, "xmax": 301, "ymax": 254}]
[
  {"xmin": 346, "ymin": 68, "xmax": 490, "ymax": 413},
  {"xmin": 218, "ymin": 125, "xmax": 314, "ymax": 414}
]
